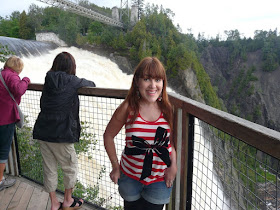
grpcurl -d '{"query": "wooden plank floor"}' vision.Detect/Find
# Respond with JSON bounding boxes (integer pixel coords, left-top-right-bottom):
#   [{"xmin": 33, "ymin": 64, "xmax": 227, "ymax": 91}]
[{"xmin": 0, "ymin": 175, "xmax": 101, "ymax": 210}]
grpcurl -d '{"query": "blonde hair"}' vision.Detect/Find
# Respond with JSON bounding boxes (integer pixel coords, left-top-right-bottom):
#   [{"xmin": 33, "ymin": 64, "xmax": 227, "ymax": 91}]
[{"xmin": 4, "ymin": 56, "xmax": 24, "ymax": 74}]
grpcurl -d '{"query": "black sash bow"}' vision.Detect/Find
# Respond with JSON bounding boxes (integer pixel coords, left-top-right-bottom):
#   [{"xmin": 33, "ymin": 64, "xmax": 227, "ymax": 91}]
[{"xmin": 124, "ymin": 126, "xmax": 171, "ymax": 180}]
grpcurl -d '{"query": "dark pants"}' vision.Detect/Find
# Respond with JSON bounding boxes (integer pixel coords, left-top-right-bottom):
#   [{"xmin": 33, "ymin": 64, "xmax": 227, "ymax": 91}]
[
  {"xmin": 124, "ymin": 197, "xmax": 164, "ymax": 210},
  {"xmin": 0, "ymin": 123, "xmax": 15, "ymax": 163}
]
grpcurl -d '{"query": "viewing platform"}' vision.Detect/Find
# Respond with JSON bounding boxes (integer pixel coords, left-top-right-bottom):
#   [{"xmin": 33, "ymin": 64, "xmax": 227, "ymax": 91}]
[
  {"xmin": 0, "ymin": 175, "xmax": 95, "ymax": 210},
  {"xmin": 3, "ymin": 84, "xmax": 280, "ymax": 210}
]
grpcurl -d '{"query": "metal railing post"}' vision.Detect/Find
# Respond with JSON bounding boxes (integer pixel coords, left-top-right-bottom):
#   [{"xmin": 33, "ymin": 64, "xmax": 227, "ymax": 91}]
[
  {"xmin": 186, "ymin": 115, "xmax": 194, "ymax": 209},
  {"xmin": 175, "ymin": 108, "xmax": 182, "ymax": 210}
]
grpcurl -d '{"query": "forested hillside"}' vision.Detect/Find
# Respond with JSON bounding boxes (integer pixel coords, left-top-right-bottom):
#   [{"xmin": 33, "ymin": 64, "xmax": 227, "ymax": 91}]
[
  {"xmin": 198, "ymin": 30, "xmax": 280, "ymax": 131},
  {"xmin": 1, "ymin": 1, "xmax": 280, "ymax": 131}
]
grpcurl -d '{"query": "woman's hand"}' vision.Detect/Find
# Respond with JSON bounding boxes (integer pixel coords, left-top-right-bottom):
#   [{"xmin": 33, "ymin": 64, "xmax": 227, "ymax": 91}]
[
  {"xmin": 164, "ymin": 164, "xmax": 177, "ymax": 188},
  {"xmin": 110, "ymin": 165, "xmax": 121, "ymax": 184},
  {"xmin": 104, "ymin": 102, "xmax": 128, "ymax": 185}
]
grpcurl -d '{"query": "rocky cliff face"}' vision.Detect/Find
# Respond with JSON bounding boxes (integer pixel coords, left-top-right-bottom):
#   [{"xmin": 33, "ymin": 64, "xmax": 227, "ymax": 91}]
[
  {"xmin": 200, "ymin": 45, "xmax": 280, "ymax": 132},
  {"xmin": 168, "ymin": 69, "xmax": 205, "ymax": 103}
]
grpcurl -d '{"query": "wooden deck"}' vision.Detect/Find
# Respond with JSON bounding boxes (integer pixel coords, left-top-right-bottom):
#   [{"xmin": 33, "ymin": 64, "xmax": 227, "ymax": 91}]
[{"xmin": 0, "ymin": 175, "xmax": 101, "ymax": 210}]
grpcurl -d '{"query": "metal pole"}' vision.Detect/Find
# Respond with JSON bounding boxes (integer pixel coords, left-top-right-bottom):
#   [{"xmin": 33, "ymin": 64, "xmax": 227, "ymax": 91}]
[{"xmin": 186, "ymin": 115, "xmax": 194, "ymax": 209}]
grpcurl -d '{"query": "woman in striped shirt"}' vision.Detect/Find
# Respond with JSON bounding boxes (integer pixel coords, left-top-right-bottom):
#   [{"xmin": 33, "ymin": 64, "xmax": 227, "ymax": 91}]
[{"xmin": 104, "ymin": 57, "xmax": 177, "ymax": 210}]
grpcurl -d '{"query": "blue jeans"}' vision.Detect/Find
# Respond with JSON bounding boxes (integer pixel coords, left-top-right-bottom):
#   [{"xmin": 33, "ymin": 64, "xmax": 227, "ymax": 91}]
[
  {"xmin": 118, "ymin": 172, "xmax": 172, "ymax": 205},
  {"xmin": 0, "ymin": 123, "xmax": 15, "ymax": 163}
]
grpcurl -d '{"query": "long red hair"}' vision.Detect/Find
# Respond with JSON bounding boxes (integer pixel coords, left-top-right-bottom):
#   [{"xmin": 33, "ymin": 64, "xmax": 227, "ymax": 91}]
[{"xmin": 125, "ymin": 57, "xmax": 173, "ymax": 131}]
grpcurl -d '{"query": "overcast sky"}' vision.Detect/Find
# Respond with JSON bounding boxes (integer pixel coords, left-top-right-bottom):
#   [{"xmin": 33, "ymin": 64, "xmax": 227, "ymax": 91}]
[{"xmin": 1, "ymin": 0, "xmax": 280, "ymax": 39}]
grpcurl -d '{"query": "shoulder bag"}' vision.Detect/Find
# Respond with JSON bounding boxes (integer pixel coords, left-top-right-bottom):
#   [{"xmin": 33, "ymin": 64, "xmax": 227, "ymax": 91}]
[{"xmin": 0, "ymin": 68, "xmax": 24, "ymax": 128}]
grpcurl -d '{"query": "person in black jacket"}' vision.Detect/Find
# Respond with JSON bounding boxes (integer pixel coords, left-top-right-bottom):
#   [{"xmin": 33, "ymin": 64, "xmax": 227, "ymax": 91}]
[{"xmin": 33, "ymin": 52, "xmax": 95, "ymax": 210}]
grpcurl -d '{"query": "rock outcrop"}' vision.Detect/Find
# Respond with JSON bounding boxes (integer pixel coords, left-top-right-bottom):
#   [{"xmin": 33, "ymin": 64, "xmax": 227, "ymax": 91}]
[
  {"xmin": 200, "ymin": 45, "xmax": 280, "ymax": 132},
  {"xmin": 36, "ymin": 32, "xmax": 67, "ymax": 47}
]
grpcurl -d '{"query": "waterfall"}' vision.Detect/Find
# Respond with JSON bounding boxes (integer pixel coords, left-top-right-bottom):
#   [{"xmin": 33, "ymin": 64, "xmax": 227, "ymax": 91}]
[
  {"xmin": 0, "ymin": 43, "xmax": 229, "ymax": 209},
  {"xmin": 19, "ymin": 46, "xmax": 134, "ymax": 88},
  {"xmin": 0, "ymin": 36, "xmax": 58, "ymax": 57},
  {"xmin": 193, "ymin": 119, "xmax": 230, "ymax": 210}
]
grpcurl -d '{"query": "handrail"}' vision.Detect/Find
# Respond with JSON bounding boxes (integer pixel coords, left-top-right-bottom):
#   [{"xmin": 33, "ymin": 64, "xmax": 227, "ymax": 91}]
[
  {"xmin": 168, "ymin": 92, "xmax": 280, "ymax": 160},
  {"xmin": 28, "ymin": 83, "xmax": 280, "ymax": 159},
  {"xmin": 28, "ymin": 83, "xmax": 128, "ymax": 99},
  {"xmin": 15, "ymin": 84, "xmax": 280, "ymax": 210}
]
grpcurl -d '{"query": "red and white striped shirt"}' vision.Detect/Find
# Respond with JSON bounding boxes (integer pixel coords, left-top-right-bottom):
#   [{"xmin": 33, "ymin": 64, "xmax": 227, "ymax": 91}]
[{"xmin": 120, "ymin": 112, "xmax": 172, "ymax": 185}]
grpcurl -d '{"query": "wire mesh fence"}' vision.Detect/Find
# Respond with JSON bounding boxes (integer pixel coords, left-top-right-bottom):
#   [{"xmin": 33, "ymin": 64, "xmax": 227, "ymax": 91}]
[
  {"xmin": 16, "ymin": 88, "xmax": 280, "ymax": 210},
  {"xmin": 192, "ymin": 119, "xmax": 280, "ymax": 210},
  {"xmin": 18, "ymin": 89, "xmax": 125, "ymax": 209}
]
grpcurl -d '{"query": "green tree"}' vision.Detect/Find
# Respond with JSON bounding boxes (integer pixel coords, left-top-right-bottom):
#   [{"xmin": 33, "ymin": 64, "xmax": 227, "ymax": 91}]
[
  {"xmin": 150, "ymin": 35, "xmax": 161, "ymax": 58},
  {"xmin": 224, "ymin": 29, "xmax": 241, "ymax": 41},
  {"xmin": 166, "ymin": 44, "xmax": 191, "ymax": 76},
  {"xmin": 19, "ymin": 11, "xmax": 33, "ymax": 39},
  {"xmin": 192, "ymin": 59, "xmax": 222, "ymax": 109},
  {"xmin": 127, "ymin": 20, "xmax": 148, "ymax": 61},
  {"xmin": 27, "ymin": 4, "xmax": 44, "ymax": 33},
  {"xmin": 87, "ymin": 21, "xmax": 104, "ymax": 44},
  {"xmin": 41, "ymin": 7, "xmax": 61, "ymax": 32},
  {"xmin": 261, "ymin": 30, "xmax": 279, "ymax": 71},
  {"xmin": 112, "ymin": 32, "xmax": 127, "ymax": 50},
  {"xmin": 0, "ymin": 12, "xmax": 20, "ymax": 38},
  {"xmin": 57, "ymin": 13, "xmax": 80, "ymax": 45}
]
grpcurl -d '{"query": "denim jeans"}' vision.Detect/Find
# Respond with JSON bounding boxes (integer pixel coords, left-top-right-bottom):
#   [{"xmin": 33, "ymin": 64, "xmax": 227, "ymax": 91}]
[
  {"xmin": 0, "ymin": 123, "xmax": 15, "ymax": 163},
  {"xmin": 118, "ymin": 172, "xmax": 172, "ymax": 205}
]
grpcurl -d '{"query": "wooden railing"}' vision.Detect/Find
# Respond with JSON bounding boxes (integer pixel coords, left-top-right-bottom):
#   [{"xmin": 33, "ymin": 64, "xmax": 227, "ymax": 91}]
[
  {"xmin": 8, "ymin": 84, "xmax": 280, "ymax": 210},
  {"xmin": 168, "ymin": 92, "xmax": 280, "ymax": 209}
]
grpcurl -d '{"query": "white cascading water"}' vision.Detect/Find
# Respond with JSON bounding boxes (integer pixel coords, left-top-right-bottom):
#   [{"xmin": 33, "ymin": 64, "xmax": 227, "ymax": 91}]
[
  {"xmin": 0, "ymin": 46, "xmax": 229, "ymax": 209},
  {"xmin": 20, "ymin": 46, "xmax": 133, "ymax": 88},
  {"xmin": 193, "ymin": 119, "xmax": 230, "ymax": 210}
]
